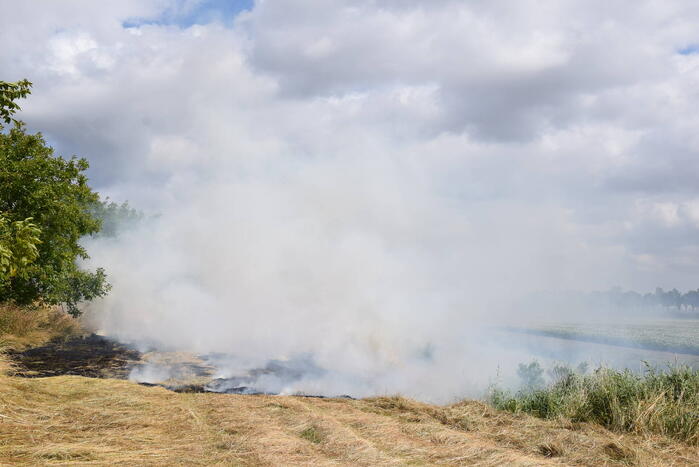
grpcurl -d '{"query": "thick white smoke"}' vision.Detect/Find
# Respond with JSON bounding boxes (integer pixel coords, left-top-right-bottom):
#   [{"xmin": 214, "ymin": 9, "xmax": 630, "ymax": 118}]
[
  {"xmin": 4, "ymin": 0, "xmax": 696, "ymax": 401},
  {"xmin": 81, "ymin": 146, "xmax": 627, "ymax": 401}
]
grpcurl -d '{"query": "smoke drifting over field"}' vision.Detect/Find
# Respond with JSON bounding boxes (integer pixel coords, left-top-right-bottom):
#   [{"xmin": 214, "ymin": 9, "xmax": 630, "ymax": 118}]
[
  {"xmin": 84, "ymin": 163, "xmax": 546, "ymax": 400},
  {"xmin": 5, "ymin": 1, "xmax": 699, "ymax": 399}
]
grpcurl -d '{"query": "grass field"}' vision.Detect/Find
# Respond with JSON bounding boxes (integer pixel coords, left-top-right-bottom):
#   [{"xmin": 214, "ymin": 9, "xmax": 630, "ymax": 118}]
[{"xmin": 504, "ymin": 318, "xmax": 699, "ymax": 356}]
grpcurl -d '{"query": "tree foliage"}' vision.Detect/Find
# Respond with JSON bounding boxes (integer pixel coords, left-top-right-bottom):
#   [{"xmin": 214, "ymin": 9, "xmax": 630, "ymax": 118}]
[
  {"xmin": 0, "ymin": 215, "xmax": 41, "ymax": 283},
  {"xmin": 0, "ymin": 80, "xmax": 110, "ymax": 316},
  {"xmin": 0, "ymin": 79, "xmax": 32, "ymax": 125},
  {"xmin": 89, "ymin": 199, "xmax": 144, "ymax": 238}
]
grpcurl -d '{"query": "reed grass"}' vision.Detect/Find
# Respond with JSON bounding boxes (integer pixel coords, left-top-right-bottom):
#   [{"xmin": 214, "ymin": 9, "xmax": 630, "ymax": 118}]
[{"xmin": 490, "ymin": 364, "xmax": 699, "ymax": 445}]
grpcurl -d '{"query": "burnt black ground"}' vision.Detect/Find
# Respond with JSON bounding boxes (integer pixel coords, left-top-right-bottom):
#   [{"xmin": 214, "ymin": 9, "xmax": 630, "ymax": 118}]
[
  {"xmin": 7, "ymin": 334, "xmax": 141, "ymax": 378},
  {"xmin": 6, "ymin": 335, "xmax": 353, "ymax": 398}
]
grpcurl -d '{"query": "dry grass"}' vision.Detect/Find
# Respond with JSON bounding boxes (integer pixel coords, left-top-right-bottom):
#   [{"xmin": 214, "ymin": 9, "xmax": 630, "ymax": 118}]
[
  {"xmin": 2, "ymin": 370, "xmax": 697, "ymax": 466},
  {"xmin": 0, "ymin": 303, "xmax": 79, "ymax": 350},
  {"xmin": 0, "ymin": 375, "xmax": 240, "ymax": 465}
]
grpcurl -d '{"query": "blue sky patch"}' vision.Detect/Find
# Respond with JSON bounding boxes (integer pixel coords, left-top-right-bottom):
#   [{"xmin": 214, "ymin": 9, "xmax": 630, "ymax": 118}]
[
  {"xmin": 678, "ymin": 44, "xmax": 699, "ymax": 55},
  {"xmin": 123, "ymin": 0, "xmax": 253, "ymax": 29}
]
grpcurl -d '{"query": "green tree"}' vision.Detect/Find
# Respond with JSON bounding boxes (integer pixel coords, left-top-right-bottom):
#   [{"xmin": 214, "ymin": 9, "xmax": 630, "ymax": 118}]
[
  {"xmin": 89, "ymin": 199, "xmax": 144, "ymax": 238},
  {"xmin": 0, "ymin": 79, "xmax": 32, "ymax": 125},
  {"xmin": 0, "ymin": 80, "xmax": 110, "ymax": 316}
]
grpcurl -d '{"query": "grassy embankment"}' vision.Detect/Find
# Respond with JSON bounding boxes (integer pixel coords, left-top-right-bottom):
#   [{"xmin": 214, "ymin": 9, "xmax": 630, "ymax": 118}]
[
  {"xmin": 0, "ymin": 304, "xmax": 79, "ymax": 350},
  {"xmin": 1, "ymin": 305, "xmax": 699, "ymax": 465}
]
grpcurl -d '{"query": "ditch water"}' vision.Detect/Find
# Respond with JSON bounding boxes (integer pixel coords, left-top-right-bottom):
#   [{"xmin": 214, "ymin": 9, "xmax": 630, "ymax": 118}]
[{"xmin": 493, "ymin": 329, "xmax": 699, "ymax": 371}]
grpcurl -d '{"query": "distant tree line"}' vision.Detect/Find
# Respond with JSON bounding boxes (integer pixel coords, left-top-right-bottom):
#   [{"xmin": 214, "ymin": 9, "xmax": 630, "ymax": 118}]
[
  {"xmin": 586, "ymin": 287, "xmax": 699, "ymax": 314},
  {"xmin": 527, "ymin": 287, "xmax": 699, "ymax": 316}
]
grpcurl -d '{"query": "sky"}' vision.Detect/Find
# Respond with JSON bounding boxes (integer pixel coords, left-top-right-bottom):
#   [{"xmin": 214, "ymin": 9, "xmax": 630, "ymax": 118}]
[{"xmin": 2, "ymin": 0, "xmax": 699, "ymax": 397}]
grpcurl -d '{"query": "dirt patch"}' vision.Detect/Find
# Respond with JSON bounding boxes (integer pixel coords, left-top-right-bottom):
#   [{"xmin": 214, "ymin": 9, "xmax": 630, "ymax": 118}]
[{"xmin": 6, "ymin": 334, "xmax": 141, "ymax": 378}]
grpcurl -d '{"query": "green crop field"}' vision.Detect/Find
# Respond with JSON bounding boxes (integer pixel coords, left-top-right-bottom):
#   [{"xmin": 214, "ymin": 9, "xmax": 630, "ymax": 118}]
[{"xmin": 504, "ymin": 319, "xmax": 699, "ymax": 356}]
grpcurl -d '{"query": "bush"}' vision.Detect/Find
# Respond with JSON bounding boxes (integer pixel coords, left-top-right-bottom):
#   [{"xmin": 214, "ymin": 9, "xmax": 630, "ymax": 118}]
[{"xmin": 490, "ymin": 363, "xmax": 699, "ymax": 444}]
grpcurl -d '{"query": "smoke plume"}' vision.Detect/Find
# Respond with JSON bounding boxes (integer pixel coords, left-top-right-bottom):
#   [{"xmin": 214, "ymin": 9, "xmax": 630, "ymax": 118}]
[{"xmin": 3, "ymin": 0, "xmax": 697, "ymax": 401}]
